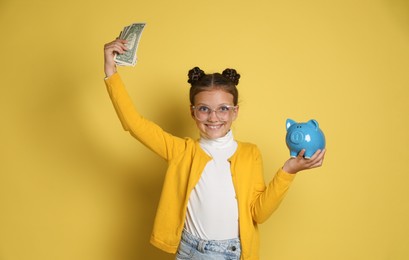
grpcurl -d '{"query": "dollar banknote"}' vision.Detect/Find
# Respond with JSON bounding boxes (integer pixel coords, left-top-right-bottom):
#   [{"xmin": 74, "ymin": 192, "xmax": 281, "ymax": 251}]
[{"xmin": 114, "ymin": 23, "xmax": 146, "ymax": 66}]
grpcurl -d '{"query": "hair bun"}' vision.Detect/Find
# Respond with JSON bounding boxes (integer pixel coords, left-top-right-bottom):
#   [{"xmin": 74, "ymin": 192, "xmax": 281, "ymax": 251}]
[
  {"xmin": 222, "ymin": 68, "xmax": 240, "ymax": 85},
  {"xmin": 188, "ymin": 67, "xmax": 205, "ymax": 84}
]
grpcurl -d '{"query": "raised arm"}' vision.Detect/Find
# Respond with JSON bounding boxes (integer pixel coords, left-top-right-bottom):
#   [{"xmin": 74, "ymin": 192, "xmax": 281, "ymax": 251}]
[{"xmin": 103, "ymin": 38, "xmax": 186, "ymax": 161}]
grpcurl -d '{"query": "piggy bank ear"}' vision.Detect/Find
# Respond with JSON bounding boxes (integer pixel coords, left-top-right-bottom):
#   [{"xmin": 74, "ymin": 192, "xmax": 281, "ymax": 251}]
[
  {"xmin": 286, "ymin": 119, "xmax": 296, "ymax": 130},
  {"xmin": 307, "ymin": 119, "xmax": 319, "ymax": 130}
]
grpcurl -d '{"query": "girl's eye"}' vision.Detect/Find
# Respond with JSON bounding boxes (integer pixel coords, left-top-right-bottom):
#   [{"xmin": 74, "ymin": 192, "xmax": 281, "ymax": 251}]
[
  {"xmin": 198, "ymin": 106, "xmax": 210, "ymax": 112},
  {"xmin": 218, "ymin": 106, "xmax": 230, "ymax": 112}
]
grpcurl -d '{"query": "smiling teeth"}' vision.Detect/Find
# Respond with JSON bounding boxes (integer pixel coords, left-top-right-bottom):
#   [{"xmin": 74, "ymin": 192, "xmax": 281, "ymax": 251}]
[{"xmin": 207, "ymin": 125, "xmax": 222, "ymax": 129}]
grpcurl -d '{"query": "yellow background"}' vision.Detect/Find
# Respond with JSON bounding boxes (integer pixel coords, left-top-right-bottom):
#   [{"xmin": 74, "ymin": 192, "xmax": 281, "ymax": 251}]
[{"xmin": 1, "ymin": 0, "xmax": 408, "ymax": 259}]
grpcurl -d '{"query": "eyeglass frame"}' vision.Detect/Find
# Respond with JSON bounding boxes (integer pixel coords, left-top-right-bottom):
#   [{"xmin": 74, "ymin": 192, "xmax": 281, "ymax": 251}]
[{"xmin": 191, "ymin": 104, "xmax": 238, "ymax": 121}]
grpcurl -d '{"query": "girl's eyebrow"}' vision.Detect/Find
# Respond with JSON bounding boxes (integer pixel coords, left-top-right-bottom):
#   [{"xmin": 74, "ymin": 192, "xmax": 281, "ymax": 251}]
[{"xmin": 195, "ymin": 103, "xmax": 232, "ymax": 107}]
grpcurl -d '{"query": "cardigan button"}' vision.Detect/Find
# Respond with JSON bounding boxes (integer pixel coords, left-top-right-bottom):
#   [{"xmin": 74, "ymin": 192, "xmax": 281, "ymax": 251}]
[{"xmin": 231, "ymin": 246, "xmax": 236, "ymax": 251}]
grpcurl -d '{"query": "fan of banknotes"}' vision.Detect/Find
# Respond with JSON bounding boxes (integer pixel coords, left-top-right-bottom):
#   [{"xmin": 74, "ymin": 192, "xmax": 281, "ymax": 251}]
[{"xmin": 114, "ymin": 23, "xmax": 146, "ymax": 66}]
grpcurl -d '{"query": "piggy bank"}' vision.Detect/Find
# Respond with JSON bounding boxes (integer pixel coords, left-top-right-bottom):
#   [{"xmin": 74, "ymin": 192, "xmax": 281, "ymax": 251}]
[{"xmin": 285, "ymin": 119, "xmax": 325, "ymax": 159}]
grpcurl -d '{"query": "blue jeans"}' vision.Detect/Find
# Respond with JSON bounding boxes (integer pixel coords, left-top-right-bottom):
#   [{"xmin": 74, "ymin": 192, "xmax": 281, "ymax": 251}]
[{"xmin": 175, "ymin": 229, "xmax": 241, "ymax": 260}]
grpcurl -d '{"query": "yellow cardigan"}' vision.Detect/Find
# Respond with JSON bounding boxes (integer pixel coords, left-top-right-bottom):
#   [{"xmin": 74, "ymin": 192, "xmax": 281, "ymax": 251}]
[{"xmin": 105, "ymin": 73, "xmax": 296, "ymax": 259}]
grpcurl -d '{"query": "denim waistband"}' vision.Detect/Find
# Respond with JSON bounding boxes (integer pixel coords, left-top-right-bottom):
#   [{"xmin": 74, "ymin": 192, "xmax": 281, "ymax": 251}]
[{"xmin": 181, "ymin": 229, "xmax": 241, "ymax": 256}]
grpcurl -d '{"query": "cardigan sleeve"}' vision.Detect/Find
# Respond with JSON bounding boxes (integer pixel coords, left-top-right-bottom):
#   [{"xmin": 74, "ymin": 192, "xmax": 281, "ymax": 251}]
[
  {"xmin": 250, "ymin": 148, "xmax": 296, "ymax": 224},
  {"xmin": 104, "ymin": 73, "xmax": 186, "ymax": 161}
]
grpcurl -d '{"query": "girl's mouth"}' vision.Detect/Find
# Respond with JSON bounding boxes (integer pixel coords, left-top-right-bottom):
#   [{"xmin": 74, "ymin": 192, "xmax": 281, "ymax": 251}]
[{"xmin": 205, "ymin": 124, "xmax": 223, "ymax": 130}]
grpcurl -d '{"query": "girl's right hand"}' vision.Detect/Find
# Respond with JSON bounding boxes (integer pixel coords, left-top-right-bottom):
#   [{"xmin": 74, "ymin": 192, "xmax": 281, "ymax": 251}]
[{"xmin": 103, "ymin": 39, "xmax": 128, "ymax": 78}]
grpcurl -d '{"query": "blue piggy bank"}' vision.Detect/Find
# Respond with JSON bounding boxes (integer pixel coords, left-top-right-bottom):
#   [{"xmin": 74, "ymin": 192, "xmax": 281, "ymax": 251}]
[{"xmin": 285, "ymin": 119, "xmax": 325, "ymax": 159}]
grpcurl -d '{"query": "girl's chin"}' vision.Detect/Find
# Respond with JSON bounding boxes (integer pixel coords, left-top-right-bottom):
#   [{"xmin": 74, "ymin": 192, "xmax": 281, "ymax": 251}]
[{"xmin": 200, "ymin": 129, "xmax": 228, "ymax": 139}]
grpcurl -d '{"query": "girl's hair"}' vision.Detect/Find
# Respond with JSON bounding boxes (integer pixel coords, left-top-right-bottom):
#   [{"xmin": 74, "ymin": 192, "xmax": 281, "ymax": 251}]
[{"xmin": 187, "ymin": 67, "xmax": 241, "ymax": 105}]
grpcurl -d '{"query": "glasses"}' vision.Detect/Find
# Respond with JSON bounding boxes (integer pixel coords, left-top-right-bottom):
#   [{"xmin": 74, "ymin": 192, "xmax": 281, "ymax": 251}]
[{"xmin": 191, "ymin": 105, "xmax": 238, "ymax": 121}]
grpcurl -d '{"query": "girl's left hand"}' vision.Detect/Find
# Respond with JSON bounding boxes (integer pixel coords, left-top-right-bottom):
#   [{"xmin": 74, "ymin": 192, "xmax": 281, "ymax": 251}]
[{"xmin": 282, "ymin": 149, "xmax": 326, "ymax": 174}]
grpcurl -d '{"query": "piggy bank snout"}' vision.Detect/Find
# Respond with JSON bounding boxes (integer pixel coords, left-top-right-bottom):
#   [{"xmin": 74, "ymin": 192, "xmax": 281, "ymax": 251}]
[{"xmin": 289, "ymin": 130, "xmax": 305, "ymax": 144}]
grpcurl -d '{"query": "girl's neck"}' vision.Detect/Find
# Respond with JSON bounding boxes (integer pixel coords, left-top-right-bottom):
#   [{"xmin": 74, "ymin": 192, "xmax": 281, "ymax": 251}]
[{"xmin": 200, "ymin": 130, "xmax": 234, "ymax": 149}]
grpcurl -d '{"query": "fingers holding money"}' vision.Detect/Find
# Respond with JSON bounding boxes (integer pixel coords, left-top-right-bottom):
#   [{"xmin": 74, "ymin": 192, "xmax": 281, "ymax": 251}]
[
  {"xmin": 103, "ymin": 23, "xmax": 146, "ymax": 76},
  {"xmin": 104, "ymin": 39, "xmax": 128, "ymax": 77},
  {"xmin": 105, "ymin": 39, "xmax": 128, "ymax": 55},
  {"xmin": 114, "ymin": 23, "xmax": 146, "ymax": 66}
]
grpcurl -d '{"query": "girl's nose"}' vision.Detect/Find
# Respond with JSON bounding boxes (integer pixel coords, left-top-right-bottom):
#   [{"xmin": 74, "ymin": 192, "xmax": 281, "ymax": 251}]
[{"xmin": 207, "ymin": 110, "xmax": 218, "ymax": 121}]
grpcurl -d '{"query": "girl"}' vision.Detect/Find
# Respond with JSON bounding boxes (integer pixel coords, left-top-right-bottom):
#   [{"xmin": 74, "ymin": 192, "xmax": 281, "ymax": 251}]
[{"xmin": 103, "ymin": 39, "xmax": 325, "ymax": 260}]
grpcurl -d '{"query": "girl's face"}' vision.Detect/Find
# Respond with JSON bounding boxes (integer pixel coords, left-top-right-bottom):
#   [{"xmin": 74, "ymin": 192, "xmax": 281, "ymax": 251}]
[{"xmin": 191, "ymin": 89, "xmax": 239, "ymax": 139}]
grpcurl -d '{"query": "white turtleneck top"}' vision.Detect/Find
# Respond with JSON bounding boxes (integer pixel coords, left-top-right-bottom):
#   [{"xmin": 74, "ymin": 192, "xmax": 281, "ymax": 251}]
[{"xmin": 184, "ymin": 130, "xmax": 239, "ymax": 240}]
